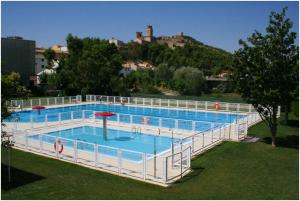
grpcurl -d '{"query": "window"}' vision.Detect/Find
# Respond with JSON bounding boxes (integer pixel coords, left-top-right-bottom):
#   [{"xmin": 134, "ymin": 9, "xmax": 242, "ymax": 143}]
[
  {"xmin": 41, "ymin": 65, "xmax": 45, "ymax": 68},
  {"xmin": 41, "ymin": 59, "xmax": 44, "ymax": 62}
]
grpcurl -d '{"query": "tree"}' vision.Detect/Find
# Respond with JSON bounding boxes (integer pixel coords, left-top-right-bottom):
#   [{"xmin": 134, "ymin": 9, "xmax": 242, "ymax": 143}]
[
  {"xmin": 57, "ymin": 34, "xmax": 123, "ymax": 96},
  {"xmin": 154, "ymin": 63, "xmax": 174, "ymax": 86},
  {"xmin": 43, "ymin": 48, "xmax": 56, "ymax": 68},
  {"xmin": 1, "ymin": 72, "xmax": 30, "ymax": 183},
  {"xmin": 173, "ymin": 67, "xmax": 206, "ymax": 95},
  {"xmin": 232, "ymin": 7, "xmax": 298, "ymax": 147}
]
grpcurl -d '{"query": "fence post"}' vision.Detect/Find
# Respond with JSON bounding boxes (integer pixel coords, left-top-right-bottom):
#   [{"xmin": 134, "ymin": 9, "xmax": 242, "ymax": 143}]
[
  {"xmin": 74, "ymin": 140, "xmax": 77, "ymax": 162},
  {"xmin": 39, "ymin": 135, "xmax": 43, "ymax": 152},
  {"xmin": 30, "ymin": 115, "xmax": 33, "ymax": 129},
  {"xmin": 117, "ymin": 113, "xmax": 120, "ymax": 124},
  {"xmin": 135, "ymin": 98, "xmax": 137, "ymax": 105},
  {"xmin": 192, "ymin": 136, "xmax": 194, "ymax": 153},
  {"xmin": 237, "ymin": 104, "xmax": 240, "ymax": 112},
  {"xmin": 159, "ymin": 99, "xmax": 161, "ymax": 107},
  {"xmin": 21, "ymin": 100, "xmax": 24, "ymax": 109},
  {"xmin": 130, "ymin": 115, "xmax": 133, "ymax": 124},
  {"xmin": 248, "ymin": 104, "xmax": 251, "ymax": 112},
  {"xmin": 176, "ymin": 100, "xmax": 179, "ymax": 108},
  {"xmin": 151, "ymin": 99, "xmax": 153, "ymax": 107},
  {"xmin": 59, "ymin": 113, "xmax": 62, "ymax": 125},
  {"xmin": 143, "ymin": 98, "xmax": 145, "ymax": 105},
  {"xmin": 202, "ymin": 132, "xmax": 205, "ymax": 148},
  {"xmin": 118, "ymin": 149, "xmax": 122, "ymax": 175},
  {"xmin": 55, "ymin": 137, "xmax": 59, "ymax": 158},
  {"xmin": 25, "ymin": 132, "xmax": 28, "ymax": 149},
  {"xmin": 226, "ymin": 103, "xmax": 229, "ymax": 111},
  {"xmin": 30, "ymin": 99, "xmax": 33, "ymax": 107},
  {"xmin": 159, "ymin": 118, "xmax": 162, "ymax": 128},
  {"xmin": 62, "ymin": 97, "xmax": 64, "ymax": 105},
  {"xmin": 45, "ymin": 114, "xmax": 48, "ymax": 126},
  {"xmin": 163, "ymin": 158, "xmax": 167, "ymax": 182},
  {"xmin": 94, "ymin": 144, "xmax": 98, "ymax": 167},
  {"xmin": 195, "ymin": 101, "xmax": 198, "ymax": 110},
  {"xmin": 186, "ymin": 101, "xmax": 188, "ymax": 109},
  {"xmin": 168, "ymin": 100, "xmax": 170, "ymax": 107},
  {"xmin": 180, "ymin": 151, "xmax": 183, "ymax": 178},
  {"xmin": 192, "ymin": 121, "xmax": 196, "ymax": 131},
  {"xmin": 143, "ymin": 153, "xmax": 147, "ymax": 180},
  {"xmin": 205, "ymin": 101, "xmax": 208, "ymax": 110}
]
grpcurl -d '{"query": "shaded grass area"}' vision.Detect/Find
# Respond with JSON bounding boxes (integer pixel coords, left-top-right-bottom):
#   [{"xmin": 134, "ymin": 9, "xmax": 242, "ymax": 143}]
[{"xmin": 1, "ymin": 113, "xmax": 298, "ymax": 199}]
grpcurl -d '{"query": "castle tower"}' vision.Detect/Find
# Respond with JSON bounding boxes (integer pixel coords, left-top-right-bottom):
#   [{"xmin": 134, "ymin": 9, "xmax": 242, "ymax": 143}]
[
  {"xmin": 144, "ymin": 25, "xmax": 153, "ymax": 42},
  {"xmin": 134, "ymin": 32, "xmax": 143, "ymax": 44}
]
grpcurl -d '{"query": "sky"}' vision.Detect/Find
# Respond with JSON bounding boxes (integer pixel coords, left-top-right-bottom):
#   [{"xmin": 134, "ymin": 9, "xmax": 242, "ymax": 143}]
[{"xmin": 2, "ymin": 1, "xmax": 299, "ymax": 52}]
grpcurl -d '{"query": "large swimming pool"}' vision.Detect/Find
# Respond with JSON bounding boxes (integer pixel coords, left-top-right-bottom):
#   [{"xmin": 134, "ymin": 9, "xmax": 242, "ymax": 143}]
[{"xmin": 8, "ymin": 103, "xmax": 244, "ymax": 132}]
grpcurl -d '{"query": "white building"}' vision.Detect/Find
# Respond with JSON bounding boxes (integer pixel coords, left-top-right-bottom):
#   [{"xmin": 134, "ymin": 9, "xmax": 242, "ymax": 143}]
[
  {"xmin": 109, "ymin": 37, "xmax": 125, "ymax": 48},
  {"xmin": 35, "ymin": 45, "xmax": 68, "ymax": 85},
  {"xmin": 35, "ymin": 48, "xmax": 48, "ymax": 74}
]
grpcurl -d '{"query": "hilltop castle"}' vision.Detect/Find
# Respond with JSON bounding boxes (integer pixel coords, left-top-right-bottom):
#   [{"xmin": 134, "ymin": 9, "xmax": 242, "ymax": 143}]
[
  {"xmin": 134, "ymin": 25, "xmax": 187, "ymax": 49},
  {"xmin": 134, "ymin": 25, "xmax": 154, "ymax": 44}
]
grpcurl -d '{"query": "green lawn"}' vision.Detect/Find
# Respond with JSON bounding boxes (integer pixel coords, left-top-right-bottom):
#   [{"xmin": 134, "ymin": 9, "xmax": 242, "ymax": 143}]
[{"xmin": 2, "ymin": 113, "xmax": 298, "ymax": 199}]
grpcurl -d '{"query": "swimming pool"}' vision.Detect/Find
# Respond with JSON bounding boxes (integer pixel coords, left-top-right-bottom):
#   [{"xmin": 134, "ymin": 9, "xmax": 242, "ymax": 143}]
[
  {"xmin": 29, "ymin": 126, "xmax": 180, "ymax": 161},
  {"xmin": 8, "ymin": 104, "xmax": 244, "ymax": 132}
]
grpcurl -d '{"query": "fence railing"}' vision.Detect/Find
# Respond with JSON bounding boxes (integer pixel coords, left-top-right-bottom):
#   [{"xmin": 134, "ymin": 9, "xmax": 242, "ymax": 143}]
[
  {"xmin": 7, "ymin": 95, "xmax": 82, "ymax": 109},
  {"xmin": 86, "ymin": 95, "xmax": 256, "ymax": 113},
  {"xmin": 10, "ymin": 127, "xmax": 191, "ymax": 185},
  {"xmin": 5, "ymin": 107, "xmax": 264, "ymax": 185},
  {"xmin": 5, "ymin": 108, "xmax": 262, "ymax": 143}
]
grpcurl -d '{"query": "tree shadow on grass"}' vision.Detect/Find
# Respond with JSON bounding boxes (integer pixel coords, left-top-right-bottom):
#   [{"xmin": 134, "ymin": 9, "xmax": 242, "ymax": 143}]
[
  {"xmin": 286, "ymin": 120, "xmax": 299, "ymax": 128},
  {"xmin": 1, "ymin": 164, "xmax": 45, "ymax": 191},
  {"xmin": 262, "ymin": 135, "xmax": 299, "ymax": 150},
  {"xmin": 279, "ymin": 119, "xmax": 299, "ymax": 128}
]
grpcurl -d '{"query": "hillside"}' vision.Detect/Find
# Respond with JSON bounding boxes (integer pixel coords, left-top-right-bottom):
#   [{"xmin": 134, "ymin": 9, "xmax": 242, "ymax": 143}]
[{"xmin": 119, "ymin": 35, "xmax": 233, "ymax": 76}]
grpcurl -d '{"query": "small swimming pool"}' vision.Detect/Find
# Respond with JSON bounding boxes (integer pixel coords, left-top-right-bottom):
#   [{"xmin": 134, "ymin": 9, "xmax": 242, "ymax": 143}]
[{"xmin": 29, "ymin": 126, "xmax": 181, "ymax": 161}]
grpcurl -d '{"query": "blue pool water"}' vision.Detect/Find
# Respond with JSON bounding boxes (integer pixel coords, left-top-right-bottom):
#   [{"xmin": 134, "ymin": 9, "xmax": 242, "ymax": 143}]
[
  {"xmin": 8, "ymin": 104, "xmax": 243, "ymax": 132},
  {"xmin": 9, "ymin": 104, "xmax": 243, "ymax": 123},
  {"xmin": 30, "ymin": 126, "xmax": 180, "ymax": 161}
]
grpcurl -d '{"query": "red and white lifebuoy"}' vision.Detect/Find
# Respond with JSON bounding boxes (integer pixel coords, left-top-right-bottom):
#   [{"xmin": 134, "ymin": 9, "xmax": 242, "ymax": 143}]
[
  {"xmin": 214, "ymin": 103, "xmax": 220, "ymax": 110},
  {"xmin": 141, "ymin": 116, "xmax": 149, "ymax": 125},
  {"xmin": 54, "ymin": 140, "xmax": 64, "ymax": 154}
]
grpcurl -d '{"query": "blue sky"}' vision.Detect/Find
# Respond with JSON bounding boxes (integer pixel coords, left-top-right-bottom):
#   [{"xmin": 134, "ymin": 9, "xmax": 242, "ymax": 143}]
[{"xmin": 2, "ymin": 1, "xmax": 299, "ymax": 52}]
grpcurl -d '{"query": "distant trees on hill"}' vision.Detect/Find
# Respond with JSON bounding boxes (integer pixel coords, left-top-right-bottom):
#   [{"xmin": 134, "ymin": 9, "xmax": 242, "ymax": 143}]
[{"xmin": 119, "ymin": 38, "xmax": 233, "ymax": 76}]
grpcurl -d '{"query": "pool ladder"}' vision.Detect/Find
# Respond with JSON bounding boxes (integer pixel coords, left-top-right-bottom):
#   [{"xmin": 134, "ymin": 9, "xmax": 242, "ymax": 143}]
[{"xmin": 131, "ymin": 126, "xmax": 141, "ymax": 134}]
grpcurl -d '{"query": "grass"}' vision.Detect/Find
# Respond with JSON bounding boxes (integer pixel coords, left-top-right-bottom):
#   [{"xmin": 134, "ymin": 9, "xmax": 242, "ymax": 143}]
[{"xmin": 2, "ymin": 113, "xmax": 298, "ymax": 199}]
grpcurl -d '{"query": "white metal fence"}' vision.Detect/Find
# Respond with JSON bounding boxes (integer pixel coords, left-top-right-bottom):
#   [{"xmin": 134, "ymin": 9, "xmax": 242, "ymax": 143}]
[
  {"xmin": 10, "ymin": 126, "xmax": 192, "ymax": 185},
  {"xmin": 7, "ymin": 95, "xmax": 82, "ymax": 109},
  {"xmin": 4, "ymin": 95, "xmax": 269, "ymax": 185},
  {"xmin": 5, "ymin": 109, "xmax": 262, "ymax": 185},
  {"xmin": 5, "ymin": 109, "xmax": 261, "ymax": 141},
  {"xmin": 86, "ymin": 95, "xmax": 256, "ymax": 113}
]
